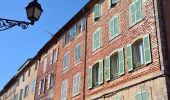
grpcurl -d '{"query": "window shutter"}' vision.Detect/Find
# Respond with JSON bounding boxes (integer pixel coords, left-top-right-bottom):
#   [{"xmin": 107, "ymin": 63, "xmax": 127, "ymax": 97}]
[
  {"xmin": 143, "ymin": 34, "xmax": 152, "ymax": 64},
  {"xmin": 136, "ymin": 0, "xmax": 142, "ymax": 21},
  {"xmin": 135, "ymin": 92, "xmax": 142, "ymax": 100},
  {"xmin": 88, "ymin": 66, "xmax": 92, "ymax": 89},
  {"xmin": 105, "ymin": 56, "xmax": 111, "ymax": 81},
  {"xmin": 47, "ymin": 74, "xmax": 51, "ymax": 89},
  {"xmin": 118, "ymin": 48, "xmax": 124, "ymax": 75},
  {"xmin": 114, "ymin": 16, "xmax": 119, "ymax": 37},
  {"xmin": 142, "ymin": 91, "xmax": 149, "ymax": 100},
  {"xmin": 94, "ymin": 4, "xmax": 101, "ymax": 20},
  {"xmin": 50, "ymin": 51, "xmax": 53, "ymax": 65},
  {"xmin": 99, "ymin": 59, "xmax": 103, "ymax": 85},
  {"xmin": 62, "ymin": 34, "xmax": 66, "ymax": 46},
  {"xmin": 43, "ymin": 78, "xmax": 45, "ymax": 92},
  {"xmin": 109, "ymin": 18, "xmax": 114, "ymax": 40},
  {"xmin": 38, "ymin": 81, "xmax": 41, "ymax": 95},
  {"xmin": 129, "ymin": 2, "xmax": 136, "ymax": 25},
  {"xmin": 55, "ymin": 47, "xmax": 59, "ymax": 62},
  {"xmin": 126, "ymin": 44, "xmax": 133, "ymax": 71}
]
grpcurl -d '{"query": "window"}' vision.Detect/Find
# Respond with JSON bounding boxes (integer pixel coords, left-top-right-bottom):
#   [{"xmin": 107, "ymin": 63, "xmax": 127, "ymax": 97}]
[
  {"xmin": 72, "ymin": 73, "xmax": 80, "ymax": 96},
  {"xmin": 40, "ymin": 79, "xmax": 45, "ymax": 94},
  {"xmin": 88, "ymin": 60, "xmax": 103, "ymax": 89},
  {"xmin": 13, "ymin": 94, "xmax": 18, "ymax": 100},
  {"xmin": 93, "ymin": 29, "xmax": 101, "ymax": 51},
  {"xmin": 93, "ymin": 4, "xmax": 101, "ymax": 21},
  {"xmin": 132, "ymin": 39, "xmax": 144, "ymax": 68},
  {"xmin": 74, "ymin": 43, "xmax": 81, "ymax": 63},
  {"xmin": 32, "ymin": 80, "xmax": 36, "ymax": 92},
  {"xmin": 63, "ymin": 52, "xmax": 70, "ymax": 70},
  {"xmin": 19, "ymin": 89, "xmax": 23, "ymax": 100},
  {"xmin": 22, "ymin": 74, "xmax": 25, "ymax": 82},
  {"xmin": 63, "ymin": 32, "xmax": 70, "ymax": 46},
  {"xmin": 61, "ymin": 80, "xmax": 67, "ymax": 100},
  {"xmin": 80, "ymin": 18, "xmax": 86, "ymax": 32},
  {"xmin": 109, "ymin": 16, "xmax": 119, "ymax": 40},
  {"xmin": 70, "ymin": 25, "xmax": 77, "ymax": 40},
  {"xmin": 27, "ymin": 69, "xmax": 31, "ymax": 77},
  {"xmin": 135, "ymin": 90, "xmax": 149, "ymax": 100},
  {"xmin": 47, "ymin": 73, "xmax": 55, "ymax": 89},
  {"xmin": 35, "ymin": 61, "xmax": 38, "ymax": 71},
  {"xmin": 129, "ymin": 0, "xmax": 143, "ymax": 26},
  {"xmin": 43, "ymin": 57, "xmax": 47, "ymax": 73},
  {"xmin": 114, "ymin": 96, "xmax": 122, "ymax": 100},
  {"xmin": 109, "ymin": 0, "xmax": 119, "ymax": 8},
  {"xmin": 50, "ymin": 47, "xmax": 58, "ymax": 65},
  {"xmin": 105, "ymin": 49, "xmax": 124, "ymax": 81},
  {"xmin": 24, "ymin": 85, "xmax": 29, "ymax": 97},
  {"xmin": 127, "ymin": 34, "xmax": 152, "ymax": 72}
]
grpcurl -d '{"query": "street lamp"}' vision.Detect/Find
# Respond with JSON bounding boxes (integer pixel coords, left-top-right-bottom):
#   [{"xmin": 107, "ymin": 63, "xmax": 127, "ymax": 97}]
[{"xmin": 0, "ymin": 0, "xmax": 43, "ymax": 31}]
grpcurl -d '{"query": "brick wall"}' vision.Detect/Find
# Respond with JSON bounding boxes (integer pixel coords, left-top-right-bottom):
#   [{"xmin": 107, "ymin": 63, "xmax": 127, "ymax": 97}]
[{"xmin": 85, "ymin": 0, "xmax": 161, "ymax": 98}]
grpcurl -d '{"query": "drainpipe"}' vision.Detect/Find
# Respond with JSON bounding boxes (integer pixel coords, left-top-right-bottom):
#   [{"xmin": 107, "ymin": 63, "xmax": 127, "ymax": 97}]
[{"xmin": 83, "ymin": 9, "xmax": 88, "ymax": 100}]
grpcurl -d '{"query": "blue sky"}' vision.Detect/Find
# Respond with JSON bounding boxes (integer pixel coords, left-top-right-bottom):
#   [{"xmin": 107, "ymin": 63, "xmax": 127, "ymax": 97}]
[{"xmin": 0, "ymin": 0, "xmax": 89, "ymax": 90}]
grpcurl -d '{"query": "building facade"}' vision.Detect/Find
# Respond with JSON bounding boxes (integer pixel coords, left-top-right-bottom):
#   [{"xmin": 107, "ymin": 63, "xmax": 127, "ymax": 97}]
[{"xmin": 1, "ymin": 0, "xmax": 170, "ymax": 100}]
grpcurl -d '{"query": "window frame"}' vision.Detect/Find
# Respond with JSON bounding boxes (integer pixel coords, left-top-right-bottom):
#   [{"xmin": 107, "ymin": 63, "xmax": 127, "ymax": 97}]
[
  {"xmin": 61, "ymin": 80, "xmax": 67, "ymax": 100},
  {"xmin": 74, "ymin": 43, "xmax": 81, "ymax": 64},
  {"xmin": 63, "ymin": 52, "xmax": 70, "ymax": 71},
  {"xmin": 72, "ymin": 73, "xmax": 80, "ymax": 97}
]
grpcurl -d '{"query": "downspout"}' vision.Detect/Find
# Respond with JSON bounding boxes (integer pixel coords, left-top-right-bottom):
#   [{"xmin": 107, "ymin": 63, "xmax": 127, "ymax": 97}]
[{"xmin": 83, "ymin": 9, "xmax": 88, "ymax": 100}]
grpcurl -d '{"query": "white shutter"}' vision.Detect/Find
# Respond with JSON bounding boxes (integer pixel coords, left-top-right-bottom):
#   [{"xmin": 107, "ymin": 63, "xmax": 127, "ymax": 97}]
[
  {"xmin": 47, "ymin": 74, "xmax": 51, "ymax": 89},
  {"xmin": 55, "ymin": 47, "xmax": 59, "ymax": 62}
]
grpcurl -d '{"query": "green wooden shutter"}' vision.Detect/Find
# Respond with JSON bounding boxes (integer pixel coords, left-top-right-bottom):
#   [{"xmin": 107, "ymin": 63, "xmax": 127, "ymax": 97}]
[
  {"xmin": 136, "ymin": 0, "xmax": 142, "ymax": 21},
  {"xmin": 88, "ymin": 66, "xmax": 92, "ymax": 89},
  {"xmin": 126, "ymin": 44, "xmax": 133, "ymax": 71},
  {"xmin": 135, "ymin": 92, "xmax": 142, "ymax": 100},
  {"xmin": 114, "ymin": 16, "xmax": 119, "ymax": 37},
  {"xmin": 109, "ymin": 18, "xmax": 114, "ymax": 40},
  {"xmin": 105, "ymin": 56, "xmax": 111, "ymax": 81},
  {"xmin": 143, "ymin": 34, "xmax": 152, "ymax": 64},
  {"xmin": 94, "ymin": 4, "xmax": 101, "ymax": 20},
  {"xmin": 129, "ymin": 2, "xmax": 136, "ymax": 25},
  {"xmin": 118, "ymin": 48, "xmax": 124, "ymax": 75},
  {"xmin": 142, "ymin": 91, "xmax": 149, "ymax": 100},
  {"xmin": 99, "ymin": 60, "xmax": 103, "ymax": 85}
]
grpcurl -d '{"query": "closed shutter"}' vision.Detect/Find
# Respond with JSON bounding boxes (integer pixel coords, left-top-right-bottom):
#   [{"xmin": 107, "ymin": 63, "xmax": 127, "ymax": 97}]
[
  {"xmin": 126, "ymin": 44, "xmax": 133, "ymax": 71},
  {"xmin": 98, "ymin": 60, "xmax": 103, "ymax": 85},
  {"xmin": 105, "ymin": 56, "xmax": 111, "ymax": 81},
  {"xmin": 142, "ymin": 91, "xmax": 149, "ymax": 100},
  {"xmin": 93, "ymin": 31, "xmax": 101, "ymax": 51},
  {"xmin": 94, "ymin": 4, "xmax": 101, "ymax": 20},
  {"xmin": 143, "ymin": 34, "xmax": 152, "ymax": 64},
  {"xmin": 129, "ymin": 2, "xmax": 136, "ymax": 25},
  {"xmin": 114, "ymin": 16, "xmax": 119, "ymax": 37},
  {"xmin": 135, "ymin": 92, "xmax": 142, "ymax": 100},
  {"xmin": 62, "ymin": 34, "xmax": 66, "ymax": 46},
  {"xmin": 136, "ymin": 0, "xmax": 142, "ymax": 21},
  {"xmin": 88, "ymin": 66, "xmax": 92, "ymax": 89},
  {"xmin": 47, "ymin": 74, "xmax": 51, "ymax": 89},
  {"xmin": 109, "ymin": 18, "xmax": 114, "ymax": 40},
  {"xmin": 118, "ymin": 48, "xmax": 124, "ymax": 75},
  {"xmin": 38, "ymin": 81, "xmax": 41, "ymax": 95}
]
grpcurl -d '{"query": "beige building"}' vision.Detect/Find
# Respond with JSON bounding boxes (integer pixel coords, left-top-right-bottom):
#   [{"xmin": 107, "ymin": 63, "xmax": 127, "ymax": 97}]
[{"xmin": 0, "ymin": 58, "xmax": 39, "ymax": 100}]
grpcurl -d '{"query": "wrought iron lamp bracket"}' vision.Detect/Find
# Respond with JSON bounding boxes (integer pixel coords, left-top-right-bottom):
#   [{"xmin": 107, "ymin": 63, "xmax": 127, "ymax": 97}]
[{"xmin": 0, "ymin": 18, "xmax": 31, "ymax": 31}]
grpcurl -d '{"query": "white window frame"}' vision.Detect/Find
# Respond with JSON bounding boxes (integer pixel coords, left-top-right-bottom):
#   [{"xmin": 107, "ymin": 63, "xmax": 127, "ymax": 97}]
[
  {"xmin": 63, "ymin": 52, "xmax": 70, "ymax": 71},
  {"xmin": 61, "ymin": 80, "xmax": 67, "ymax": 100},
  {"xmin": 74, "ymin": 43, "xmax": 81, "ymax": 64},
  {"xmin": 72, "ymin": 73, "xmax": 80, "ymax": 97}
]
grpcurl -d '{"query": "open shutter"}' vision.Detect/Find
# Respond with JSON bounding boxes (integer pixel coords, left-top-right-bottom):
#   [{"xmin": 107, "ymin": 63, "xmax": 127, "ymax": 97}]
[
  {"xmin": 143, "ymin": 34, "xmax": 152, "ymax": 64},
  {"xmin": 105, "ymin": 56, "xmax": 111, "ymax": 81},
  {"xmin": 99, "ymin": 59, "xmax": 103, "ymax": 85},
  {"xmin": 38, "ymin": 81, "xmax": 41, "ymax": 95},
  {"xmin": 94, "ymin": 4, "xmax": 101, "ymax": 20},
  {"xmin": 118, "ymin": 48, "xmax": 124, "ymax": 75},
  {"xmin": 126, "ymin": 44, "xmax": 133, "ymax": 71},
  {"xmin": 47, "ymin": 74, "xmax": 51, "ymax": 89},
  {"xmin": 50, "ymin": 51, "xmax": 53, "ymax": 65},
  {"xmin": 55, "ymin": 47, "xmax": 59, "ymax": 62},
  {"xmin": 88, "ymin": 66, "xmax": 92, "ymax": 89}
]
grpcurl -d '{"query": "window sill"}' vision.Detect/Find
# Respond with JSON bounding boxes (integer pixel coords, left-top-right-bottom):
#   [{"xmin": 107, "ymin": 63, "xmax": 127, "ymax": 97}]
[
  {"xmin": 129, "ymin": 18, "xmax": 144, "ymax": 29},
  {"xmin": 72, "ymin": 93, "xmax": 80, "ymax": 98},
  {"xmin": 62, "ymin": 67, "xmax": 69, "ymax": 73},
  {"xmin": 74, "ymin": 60, "xmax": 81, "ymax": 66},
  {"xmin": 92, "ymin": 46, "xmax": 102, "ymax": 55},
  {"xmin": 109, "ymin": 34, "xmax": 121, "ymax": 43}
]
